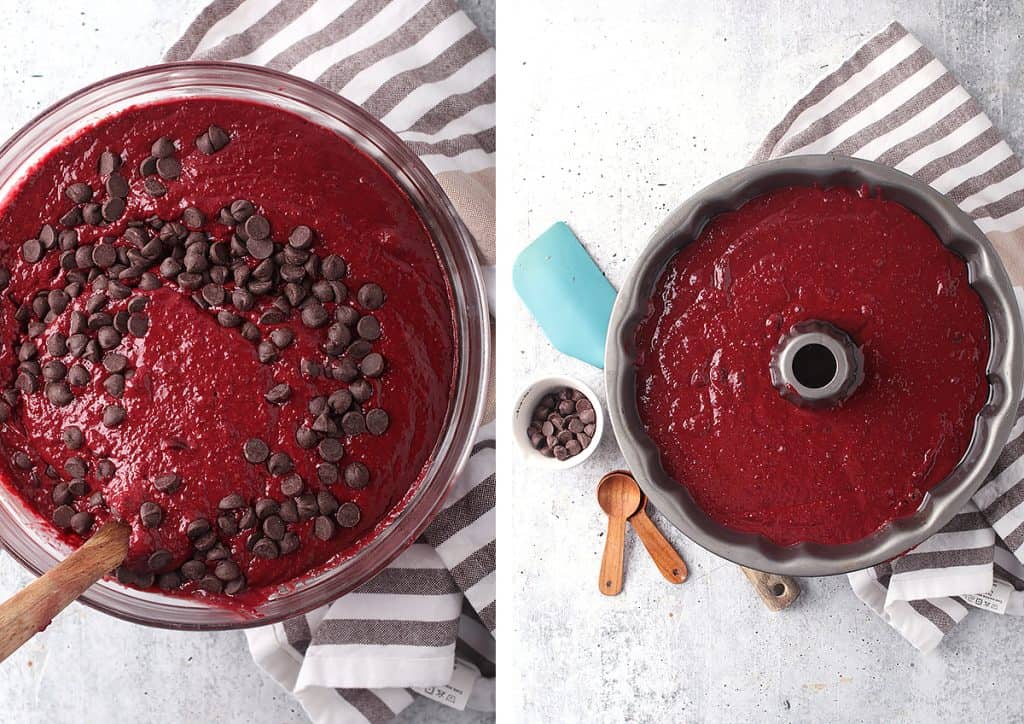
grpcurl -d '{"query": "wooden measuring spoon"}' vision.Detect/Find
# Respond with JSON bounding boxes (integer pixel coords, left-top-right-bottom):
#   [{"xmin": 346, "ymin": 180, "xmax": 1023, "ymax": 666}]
[
  {"xmin": 596, "ymin": 471, "xmax": 642, "ymax": 595},
  {"xmin": 0, "ymin": 520, "xmax": 130, "ymax": 662},
  {"xmin": 629, "ymin": 491, "xmax": 687, "ymax": 584},
  {"xmin": 739, "ymin": 567, "xmax": 800, "ymax": 611}
]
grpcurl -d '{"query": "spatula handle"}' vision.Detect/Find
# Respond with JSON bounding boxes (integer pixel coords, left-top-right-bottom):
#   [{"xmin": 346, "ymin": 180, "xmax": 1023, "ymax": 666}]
[
  {"xmin": 630, "ymin": 508, "xmax": 687, "ymax": 583},
  {"xmin": 599, "ymin": 515, "xmax": 628, "ymax": 596},
  {"xmin": 0, "ymin": 521, "xmax": 129, "ymax": 662},
  {"xmin": 740, "ymin": 566, "xmax": 800, "ymax": 611}
]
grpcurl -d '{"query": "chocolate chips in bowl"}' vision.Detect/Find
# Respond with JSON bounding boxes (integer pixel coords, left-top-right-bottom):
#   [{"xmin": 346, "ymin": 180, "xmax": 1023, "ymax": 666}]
[
  {"xmin": 0, "ymin": 63, "xmax": 488, "ymax": 629},
  {"xmin": 514, "ymin": 375, "xmax": 604, "ymax": 469}
]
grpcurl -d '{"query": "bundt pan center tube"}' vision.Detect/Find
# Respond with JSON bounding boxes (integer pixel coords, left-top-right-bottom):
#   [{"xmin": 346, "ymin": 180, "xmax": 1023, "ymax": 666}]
[{"xmin": 605, "ymin": 155, "xmax": 1024, "ymax": 577}]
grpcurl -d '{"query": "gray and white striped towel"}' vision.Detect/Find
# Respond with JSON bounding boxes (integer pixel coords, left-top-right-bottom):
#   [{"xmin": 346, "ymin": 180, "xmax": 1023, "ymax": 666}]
[
  {"xmin": 166, "ymin": 1, "xmax": 495, "ymax": 720},
  {"xmin": 756, "ymin": 21, "xmax": 1024, "ymax": 653}
]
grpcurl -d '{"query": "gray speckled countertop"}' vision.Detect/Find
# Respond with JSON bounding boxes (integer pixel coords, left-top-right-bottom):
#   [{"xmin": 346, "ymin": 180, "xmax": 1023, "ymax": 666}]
[
  {"xmin": 0, "ymin": 2, "xmax": 493, "ymax": 723},
  {"xmin": 499, "ymin": 1, "xmax": 1024, "ymax": 723}
]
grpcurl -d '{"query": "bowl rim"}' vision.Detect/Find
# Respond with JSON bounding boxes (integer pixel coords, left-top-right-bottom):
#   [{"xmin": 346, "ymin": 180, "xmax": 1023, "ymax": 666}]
[
  {"xmin": 0, "ymin": 61, "xmax": 490, "ymax": 628},
  {"xmin": 605, "ymin": 154, "xmax": 1024, "ymax": 577}
]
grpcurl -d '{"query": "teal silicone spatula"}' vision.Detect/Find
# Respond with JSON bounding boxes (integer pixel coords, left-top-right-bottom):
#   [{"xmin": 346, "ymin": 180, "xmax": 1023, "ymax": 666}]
[{"xmin": 512, "ymin": 222, "xmax": 616, "ymax": 368}]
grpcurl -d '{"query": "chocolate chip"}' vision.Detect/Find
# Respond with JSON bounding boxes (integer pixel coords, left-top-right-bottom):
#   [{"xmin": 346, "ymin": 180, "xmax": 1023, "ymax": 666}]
[
  {"xmin": 360, "ymin": 353, "xmax": 385, "ymax": 378},
  {"xmin": 316, "ymin": 463, "xmax": 339, "ymax": 486},
  {"xmin": 96, "ymin": 459, "xmax": 115, "ymax": 479},
  {"xmin": 185, "ymin": 518, "xmax": 211, "ymax": 543},
  {"xmin": 68, "ymin": 478, "xmax": 89, "ymax": 497},
  {"xmin": 52, "ymin": 483, "xmax": 72, "ymax": 506},
  {"xmin": 123, "ymin": 312, "xmax": 148, "ymax": 338},
  {"xmin": 314, "ymin": 515, "xmax": 336, "ymax": 541},
  {"xmin": 157, "ymin": 571, "xmax": 182, "ymax": 590},
  {"xmin": 103, "ymin": 353, "xmax": 128, "ymax": 373},
  {"xmin": 194, "ymin": 530, "xmax": 218, "ymax": 553},
  {"xmin": 265, "ymin": 383, "xmax": 291, "ymax": 404},
  {"xmin": 102, "ymin": 404, "xmax": 126, "ymax": 427},
  {"xmin": 106, "ymin": 172, "xmax": 129, "ymax": 197},
  {"xmin": 198, "ymin": 575, "xmax": 223, "ymax": 593},
  {"xmin": 301, "ymin": 302, "xmax": 329, "ymax": 328},
  {"xmin": 350, "ymin": 379, "xmax": 373, "ymax": 403},
  {"xmin": 244, "ymin": 214, "xmax": 270, "ymax": 241},
  {"xmin": 208, "ymin": 125, "xmax": 230, "ymax": 150},
  {"xmin": 267, "ymin": 452, "xmax": 293, "ymax": 476},
  {"xmin": 180, "ymin": 206, "xmax": 204, "ymax": 229},
  {"xmin": 98, "ymin": 151, "xmax": 121, "ymax": 175},
  {"xmin": 103, "ymin": 373, "xmax": 125, "ymax": 398},
  {"xmin": 144, "ymin": 178, "xmax": 167, "ymax": 197},
  {"xmin": 70, "ymin": 511, "xmax": 94, "ymax": 535},
  {"xmin": 21, "ymin": 239, "xmax": 43, "ymax": 263},
  {"xmin": 357, "ymin": 315, "xmax": 381, "ymax": 340},
  {"xmin": 295, "ymin": 425, "xmax": 319, "ymax": 449},
  {"xmin": 45, "ymin": 381, "xmax": 73, "ymax": 407},
  {"xmin": 62, "ymin": 426, "xmax": 83, "ymax": 450},
  {"xmin": 60, "ymin": 206, "xmax": 84, "ymax": 227},
  {"xmin": 287, "ymin": 225, "xmax": 314, "ymax": 250},
  {"xmin": 101, "ymin": 197, "xmax": 126, "ymax": 222},
  {"xmin": 52, "ymin": 505, "xmax": 74, "ymax": 528},
  {"xmin": 0, "ymin": 400, "xmax": 9, "ymax": 422},
  {"xmin": 140, "ymin": 501, "xmax": 163, "ymax": 528},
  {"xmin": 316, "ymin": 491, "xmax": 339, "ymax": 517},
  {"xmin": 347, "ymin": 340, "xmax": 372, "ymax": 360},
  {"xmin": 230, "ymin": 199, "xmax": 255, "ymax": 222},
  {"xmin": 277, "ymin": 474, "xmax": 303, "ymax": 498},
  {"xmin": 195, "ymin": 133, "xmax": 214, "ymax": 155},
  {"xmin": 341, "ymin": 411, "xmax": 366, "ymax": 437},
  {"xmin": 328, "ymin": 389, "xmax": 353, "ymax": 413},
  {"xmin": 257, "ymin": 341, "xmax": 278, "ymax": 364},
  {"xmin": 179, "ymin": 560, "xmax": 205, "ymax": 582},
  {"xmin": 246, "ymin": 237, "xmax": 274, "ymax": 260},
  {"xmin": 153, "ymin": 473, "xmax": 182, "ymax": 494},
  {"xmin": 262, "ymin": 515, "xmax": 285, "ymax": 541},
  {"xmin": 66, "ymin": 182, "xmax": 93, "ymax": 203},
  {"xmin": 322, "ymin": 255, "xmax": 346, "ymax": 280},
  {"xmin": 219, "ymin": 493, "xmax": 246, "ymax": 510},
  {"xmin": 269, "ymin": 328, "xmax": 294, "ymax": 349},
  {"xmin": 213, "ymin": 560, "xmax": 241, "ymax": 582},
  {"xmin": 345, "ymin": 462, "xmax": 370, "ymax": 489},
  {"xmin": 46, "ymin": 333, "xmax": 67, "ymax": 357},
  {"xmin": 296, "ymin": 493, "xmax": 318, "ymax": 520},
  {"xmin": 366, "ymin": 409, "xmax": 390, "ymax": 436},
  {"xmin": 318, "ymin": 438, "xmax": 345, "ymax": 463},
  {"xmin": 253, "ymin": 538, "xmax": 279, "ymax": 560},
  {"xmin": 15, "ymin": 371, "xmax": 38, "ymax": 394},
  {"xmin": 61, "ymin": 458, "xmax": 84, "ymax": 478},
  {"xmin": 336, "ymin": 502, "xmax": 361, "ymax": 528},
  {"xmin": 97, "ymin": 325, "xmax": 121, "ymax": 350},
  {"xmin": 243, "ymin": 438, "xmax": 269, "ymax": 464},
  {"xmin": 357, "ymin": 283, "xmax": 385, "ymax": 310},
  {"xmin": 279, "ymin": 532, "xmax": 300, "ymax": 555}
]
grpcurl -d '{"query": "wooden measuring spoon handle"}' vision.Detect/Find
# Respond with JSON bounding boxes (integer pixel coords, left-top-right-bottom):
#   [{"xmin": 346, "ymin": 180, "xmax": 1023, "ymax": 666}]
[
  {"xmin": 629, "ymin": 508, "xmax": 687, "ymax": 583},
  {"xmin": 599, "ymin": 514, "xmax": 628, "ymax": 596},
  {"xmin": 0, "ymin": 521, "xmax": 129, "ymax": 662},
  {"xmin": 740, "ymin": 566, "xmax": 800, "ymax": 611}
]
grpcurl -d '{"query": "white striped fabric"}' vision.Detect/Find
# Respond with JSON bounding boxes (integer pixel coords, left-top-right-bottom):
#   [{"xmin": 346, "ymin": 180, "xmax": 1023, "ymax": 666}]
[
  {"xmin": 758, "ymin": 21, "xmax": 1024, "ymax": 652},
  {"xmin": 166, "ymin": 2, "xmax": 495, "ymax": 721}
]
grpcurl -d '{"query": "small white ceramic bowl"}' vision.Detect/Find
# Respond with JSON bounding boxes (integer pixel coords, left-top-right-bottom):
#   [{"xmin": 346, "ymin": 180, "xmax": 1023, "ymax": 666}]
[{"xmin": 513, "ymin": 374, "xmax": 605, "ymax": 469}]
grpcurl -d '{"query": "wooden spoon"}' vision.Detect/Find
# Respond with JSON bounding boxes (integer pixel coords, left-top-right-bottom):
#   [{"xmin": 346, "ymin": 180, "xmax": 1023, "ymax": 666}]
[
  {"xmin": 629, "ymin": 491, "xmax": 687, "ymax": 584},
  {"xmin": 0, "ymin": 520, "xmax": 130, "ymax": 662},
  {"xmin": 739, "ymin": 566, "xmax": 801, "ymax": 611},
  {"xmin": 596, "ymin": 471, "xmax": 642, "ymax": 595}
]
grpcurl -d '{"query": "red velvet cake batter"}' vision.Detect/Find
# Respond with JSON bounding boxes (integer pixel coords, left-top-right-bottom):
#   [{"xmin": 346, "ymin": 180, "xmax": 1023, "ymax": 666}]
[
  {"xmin": 635, "ymin": 185, "xmax": 990, "ymax": 545},
  {"xmin": 0, "ymin": 98, "xmax": 455, "ymax": 599}
]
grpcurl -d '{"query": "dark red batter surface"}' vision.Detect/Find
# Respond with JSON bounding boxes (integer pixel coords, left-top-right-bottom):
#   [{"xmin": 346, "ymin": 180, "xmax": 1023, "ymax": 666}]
[
  {"xmin": 635, "ymin": 186, "xmax": 989, "ymax": 545},
  {"xmin": 0, "ymin": 98, "xmax": 455, "ymax": 601}
]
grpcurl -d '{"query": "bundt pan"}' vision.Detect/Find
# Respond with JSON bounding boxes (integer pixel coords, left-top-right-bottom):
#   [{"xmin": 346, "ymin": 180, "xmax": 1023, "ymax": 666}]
[{"xmin": 605, "ymin": 155, "xmax": 1024, "ymax": 577}]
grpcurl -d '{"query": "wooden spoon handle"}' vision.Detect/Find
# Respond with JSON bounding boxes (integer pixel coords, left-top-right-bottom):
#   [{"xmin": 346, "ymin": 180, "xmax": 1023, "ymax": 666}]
[
  {"xmin": 598, "ymin": 515, "xmax": 627, "ymax": 596},
  {"xmin": 0, "ymin": 521, "xmax": 129, "ymax": 662},
  {"xmin": 629, "ymin": 508, "xmax": 687, "ymax": 583},
  {"xmin": 740, "ymin": 566, "xmax": 800, "ymax": 611}
]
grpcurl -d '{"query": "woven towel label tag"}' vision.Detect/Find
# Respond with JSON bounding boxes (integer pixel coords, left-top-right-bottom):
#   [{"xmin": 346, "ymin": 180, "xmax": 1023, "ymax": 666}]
[
  {"xmin": 412, "ymin": 657, "xmax": 477, "ymax": 710},
  {"xmin": 962, "ymin": 578, "xmax": 1013, "ymax": 614}
]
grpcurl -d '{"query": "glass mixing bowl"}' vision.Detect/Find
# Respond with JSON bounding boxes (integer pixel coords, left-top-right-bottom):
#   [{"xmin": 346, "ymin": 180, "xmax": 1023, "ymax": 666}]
[{"xmin": 0, "ymin": 63, "xmax": 489, "ymax": 629}]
